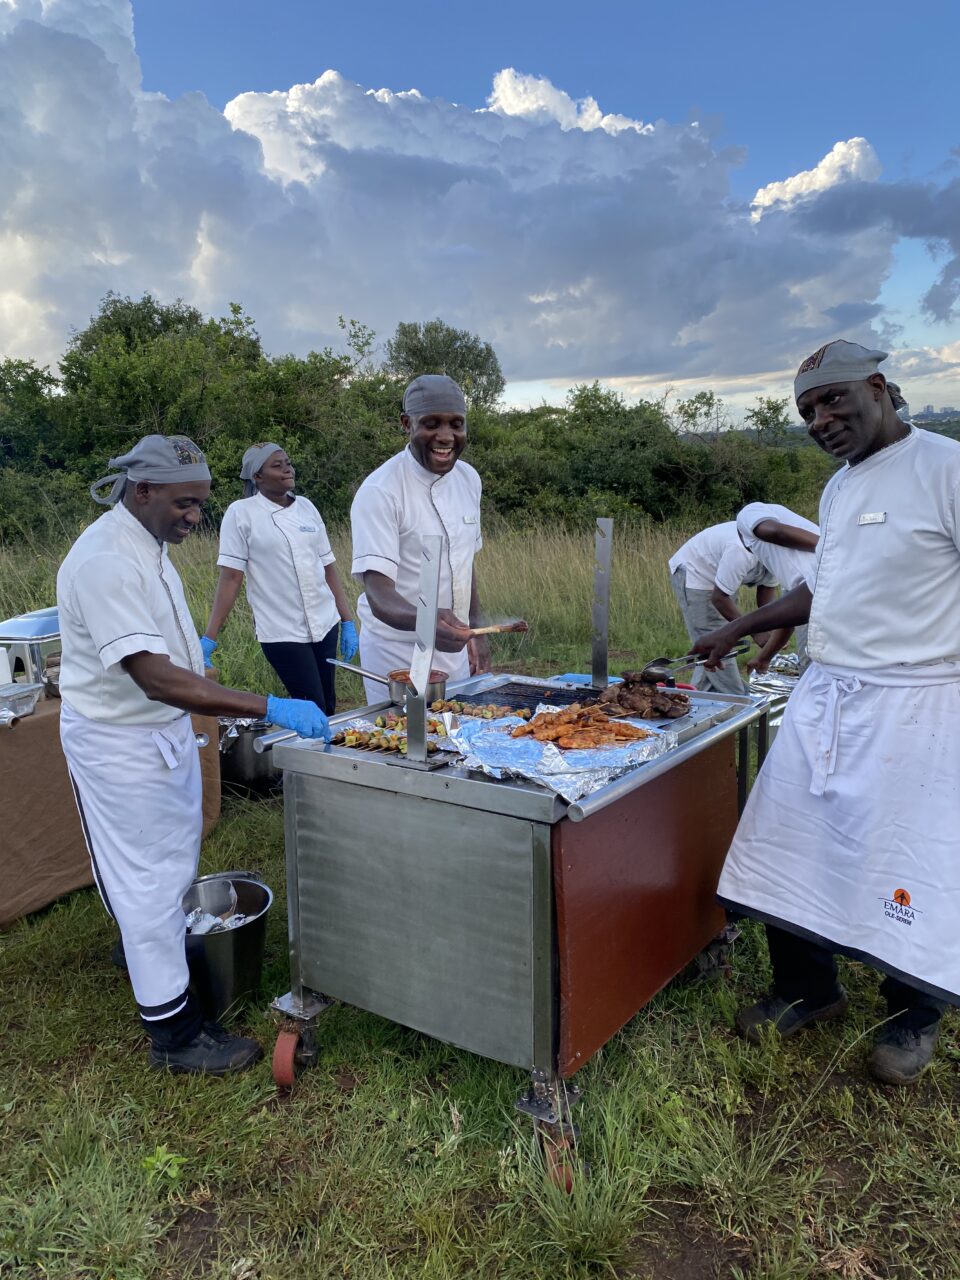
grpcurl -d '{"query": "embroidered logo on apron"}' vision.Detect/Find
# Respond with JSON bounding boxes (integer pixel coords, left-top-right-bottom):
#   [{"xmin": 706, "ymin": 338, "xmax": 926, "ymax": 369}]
[{"xmin": 879, "ymin": 886, "xmax": 921, "ymax": 927}]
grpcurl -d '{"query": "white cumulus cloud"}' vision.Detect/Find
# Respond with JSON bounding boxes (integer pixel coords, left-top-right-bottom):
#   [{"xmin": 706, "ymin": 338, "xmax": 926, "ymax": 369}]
[
  {"xmin": 486, "ymin": 68, "xmax": 652, "ymax": 135},
  {"xmin": 0, "ymin": 0, "xmax": 957, "ymax": 405},
  {"xmin": 751, "ymin": 138, "xmax": 882, "ymax": 220}
]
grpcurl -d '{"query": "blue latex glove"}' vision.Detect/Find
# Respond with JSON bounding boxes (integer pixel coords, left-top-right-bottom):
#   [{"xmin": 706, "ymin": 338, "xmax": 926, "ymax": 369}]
[
  {"xmin": 266, "ymin": 695, "xmax": 331, "ymax": 741},
  {"xmin": 339, "ymin": 619, "xmax": 359, "ymax": 661},
  {"xmin": 199, "ymin": 635, "xmax": 218, "ymax": 669}
]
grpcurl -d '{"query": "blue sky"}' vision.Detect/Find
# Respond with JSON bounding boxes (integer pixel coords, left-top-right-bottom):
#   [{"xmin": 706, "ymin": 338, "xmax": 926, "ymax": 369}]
[
  {"xmin": 2, "ymin": 0, "xmax": 958, "ymax": 414},
  {"xmin": 132, "ymin": 0, "xmax": 956, "ymax": 196}
]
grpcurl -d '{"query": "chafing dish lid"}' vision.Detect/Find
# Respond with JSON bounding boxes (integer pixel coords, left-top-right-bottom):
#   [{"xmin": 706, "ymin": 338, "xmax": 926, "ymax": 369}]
[{"xmin": 0, "ymin": 606, "xmax": 60, "ymax": 642}]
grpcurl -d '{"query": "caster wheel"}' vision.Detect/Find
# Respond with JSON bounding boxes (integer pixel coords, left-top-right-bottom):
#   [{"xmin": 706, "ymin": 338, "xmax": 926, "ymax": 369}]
[
  {"xmin": 272, "ymin": 1025, "xmax": 305, "ymax": 1090},
  {"xmin": 540, "ymin": 1129, "xmax": 576, "ymax": 1194}
]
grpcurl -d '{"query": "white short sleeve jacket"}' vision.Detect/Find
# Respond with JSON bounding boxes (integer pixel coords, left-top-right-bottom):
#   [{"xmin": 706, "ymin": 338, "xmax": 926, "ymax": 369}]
[
  {"xmin": 217, "ymin": 493, "xmax": 339, "ymax": 644},
  {"xmin": 670, "ymin": 522, "xmax": 774, "ymax": 595},
  {"xmin": 736, "ymin": 502, "xmax": 820, "ymax": 591},
  {"xmin": 56, "ymin": 503, "xmax": 204, "ymax": 725},
  {"xmin": 807, "ymin": 427, "xmax": 960, "ymax": 668},
  {"xmin": 350, "ymin": 447, "xmax": 482, "ymax": 643}
]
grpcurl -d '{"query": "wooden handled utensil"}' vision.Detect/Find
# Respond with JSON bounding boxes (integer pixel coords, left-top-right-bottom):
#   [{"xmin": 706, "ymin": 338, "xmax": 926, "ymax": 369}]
[{"xmin": 466, "ymin": 620, "xmax": 529, "ymax": 637}]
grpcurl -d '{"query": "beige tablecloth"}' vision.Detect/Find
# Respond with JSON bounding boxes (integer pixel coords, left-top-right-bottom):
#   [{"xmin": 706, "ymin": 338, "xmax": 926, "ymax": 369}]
[{"xmin": 0, "ymin": 698, "xmax": 220, "ymax": 928}]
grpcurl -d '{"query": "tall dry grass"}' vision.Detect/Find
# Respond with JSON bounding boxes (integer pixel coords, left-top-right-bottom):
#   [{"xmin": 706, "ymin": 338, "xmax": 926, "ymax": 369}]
[{"xmin": 0, "ymin": 522, "xmax": 698, "ymax": 691}]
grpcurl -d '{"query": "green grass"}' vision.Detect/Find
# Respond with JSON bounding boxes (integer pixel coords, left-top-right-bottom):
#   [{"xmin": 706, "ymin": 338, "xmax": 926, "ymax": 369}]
[{"xmin": 1, "ymin": 526, "xmax": 958, "ymax": 1279}]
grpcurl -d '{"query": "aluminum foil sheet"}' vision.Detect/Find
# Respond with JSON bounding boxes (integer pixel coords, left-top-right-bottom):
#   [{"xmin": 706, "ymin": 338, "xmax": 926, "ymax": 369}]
[
  {"xmin": 450, "ymin": 705, "xmax": 677, "ymax": 803},
  {"xmin": 748, "ymin": 652, "xmax": 803, "ymax": 700}
]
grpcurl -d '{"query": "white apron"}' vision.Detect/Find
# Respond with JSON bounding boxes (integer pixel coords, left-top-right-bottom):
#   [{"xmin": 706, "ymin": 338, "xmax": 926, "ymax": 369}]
[
  {"xmin": 719, "ymin": 659, "xmax": 960, "ymax": 1003},
  {"xmin": 60, "ymin": 702, "xmax": 202, "ymax": 1021},
  {"xmin": 357, "ymin": 618, "xmax": 470, "ymax": 706}
]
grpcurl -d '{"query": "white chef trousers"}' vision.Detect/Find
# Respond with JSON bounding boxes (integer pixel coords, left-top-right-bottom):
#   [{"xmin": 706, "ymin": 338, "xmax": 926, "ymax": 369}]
[{"xmin": 60, "ymin": 702, "xmax": 202, "ymax": 1023}]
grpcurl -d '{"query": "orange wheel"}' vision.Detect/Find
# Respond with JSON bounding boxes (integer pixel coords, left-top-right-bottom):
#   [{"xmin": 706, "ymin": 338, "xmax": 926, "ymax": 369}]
[
  {"xmin": 272, "ymin": 1026, "xmax": 302, "ymax": 1091},
  {"xmin": 541, "ymin": 1131, "xmax": 575, "ymax": 1194}
]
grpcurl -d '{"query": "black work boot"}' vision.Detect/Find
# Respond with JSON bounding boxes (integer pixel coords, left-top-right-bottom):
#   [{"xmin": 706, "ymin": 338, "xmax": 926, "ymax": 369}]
[
  {"xmin": 868, "ymin": 1018, "xmax": 940, "ymax": 1085},
  {"xmin": 735, "ymin": 987, "xmax": 849, "ymax": 1044},
  {"xmin": 149, "ymin": 1023, "xmax": 263, "ymax": 1076}
]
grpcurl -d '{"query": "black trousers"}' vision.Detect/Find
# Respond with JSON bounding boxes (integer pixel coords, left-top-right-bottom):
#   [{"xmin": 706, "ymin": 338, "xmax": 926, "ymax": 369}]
[
  {"xmin": 766, "ymin": 924, "xmax": 948, "ymax": 1031},
  {"xmin": 261, "ymin": 624, "xmax": 339, "ymax": 715}
]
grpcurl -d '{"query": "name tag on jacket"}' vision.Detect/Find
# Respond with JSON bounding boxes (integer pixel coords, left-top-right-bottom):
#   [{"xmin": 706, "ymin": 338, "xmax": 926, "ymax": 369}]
[{"xmin": 857, "ymin": 512, "xmax": 886, "ymax": 526}]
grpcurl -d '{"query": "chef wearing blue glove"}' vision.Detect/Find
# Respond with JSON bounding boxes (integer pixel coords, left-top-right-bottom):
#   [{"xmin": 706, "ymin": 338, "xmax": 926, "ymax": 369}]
[
  {"xmin": 203, "ymin": 443, "xmax": 358, "ymax": 714},
  {"xmin": 57, "ymin": 434, "xmax": 332, "ymax": 1079},
  {"xmin": 339, "ymin": 619, "xmax": 359, "ymax": 662}
]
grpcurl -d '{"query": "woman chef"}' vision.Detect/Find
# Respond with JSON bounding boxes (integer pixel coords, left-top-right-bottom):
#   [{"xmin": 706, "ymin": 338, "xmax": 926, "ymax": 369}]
[
  {"xmin": 57, "ymin": 435, "xmax": 330, "ymax": 1075},
  {"xmin": 349, "ymin": 375, "xmax": 491, "ymax": 704},
  {"xmin": 202, "ymin": 443, "xmax": 358, "ymax": 714}
]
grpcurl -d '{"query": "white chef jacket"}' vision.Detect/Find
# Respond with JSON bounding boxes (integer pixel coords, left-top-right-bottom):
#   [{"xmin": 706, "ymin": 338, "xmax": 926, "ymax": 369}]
[
  {"xmin": 350, "ymin": 446, "xmax": 482, "ymax": 677},
  {"xmin": 736, "ymin": 502, "xmax": 819, "ymax": 591},
  {"xmin": 806, "ymin": 427, "xmax": 960, "ymax": 668},
  {"xmin": 57, "ymin": 502, "xmax": 204, "ymax": 726},
  {"xmin": 217, "ymin": 493, "xmax": 339, "ymax": 644},
  {"xmin": 671, "ymin": 522, "xmax": 775, "ymax": 595}
]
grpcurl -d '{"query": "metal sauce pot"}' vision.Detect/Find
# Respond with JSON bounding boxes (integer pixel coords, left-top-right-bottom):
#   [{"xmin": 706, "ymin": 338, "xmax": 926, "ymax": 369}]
[
  {"xmin": 219, "ymin": 717, "xmax": 281, "ymax": 785},
  {"xmin": 326, "ymin": 658, "xmax": 448, "ymax": 705}
]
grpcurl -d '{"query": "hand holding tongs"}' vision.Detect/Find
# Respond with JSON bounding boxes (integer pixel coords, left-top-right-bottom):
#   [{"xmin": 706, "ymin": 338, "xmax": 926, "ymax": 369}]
[{"xmin": 638, "ymin": 642, "xmax": 751, "ymax": 684}]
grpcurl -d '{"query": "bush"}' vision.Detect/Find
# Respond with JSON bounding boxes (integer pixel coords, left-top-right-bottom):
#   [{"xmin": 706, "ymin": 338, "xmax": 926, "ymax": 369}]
[{"xmin": 1, "ymin": 294, "xmax": 834, "ymax": 540}]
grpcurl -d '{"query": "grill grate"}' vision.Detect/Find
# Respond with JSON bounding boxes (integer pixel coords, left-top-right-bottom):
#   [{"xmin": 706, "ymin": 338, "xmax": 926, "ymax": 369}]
[{"xmin": 457, "ymin": 682, "xmax": 600, "ymax": 713}]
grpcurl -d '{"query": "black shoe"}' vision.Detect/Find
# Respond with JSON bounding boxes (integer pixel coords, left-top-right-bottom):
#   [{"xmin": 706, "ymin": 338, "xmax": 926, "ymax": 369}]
[
  {"xmin": 868, "ymin": 1020, "xmax": 940, "ymax": 1085},
  {"xmin": 149, "ymin": 1026, "xmax": 264, "ymax": 1076},
  {"xmin": 735, "ymin": 987, "xmax": 849, "ymax": 1044}
]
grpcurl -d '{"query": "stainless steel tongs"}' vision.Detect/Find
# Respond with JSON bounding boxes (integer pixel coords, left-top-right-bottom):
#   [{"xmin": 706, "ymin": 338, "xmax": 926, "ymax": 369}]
[{"xmin": 638, "ymin": 642, "xmax": 751, "ymax": 685}]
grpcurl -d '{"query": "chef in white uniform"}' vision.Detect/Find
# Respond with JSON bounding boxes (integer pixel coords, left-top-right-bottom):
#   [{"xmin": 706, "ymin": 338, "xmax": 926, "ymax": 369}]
[
  {"xmin": 202, "ymin": 442, "xmax": 357, "ymax": 715},
  {"xmin": 350, "ymin": 375, "xmax": 490, "ymax": 704},
  {"xmin": 57, "ymin": 435, "xmax": 330, "ymax": 1075},
  {"xmin": 732, "ymin": 502, "xmax": 819, "ymax": 671},
  {"xmin": 694, "ymin": 342, "xmax": 957, "ymax": 1085},
  {"xmin": 668, "ymin": 522, "xmax": 777, "ymax": 694}
]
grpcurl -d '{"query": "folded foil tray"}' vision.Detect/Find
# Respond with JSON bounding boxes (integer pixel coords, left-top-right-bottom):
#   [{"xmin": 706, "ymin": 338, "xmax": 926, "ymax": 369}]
[{"xmin": 0, "ymin": 682, "xmax": 44, "ymax": 717}]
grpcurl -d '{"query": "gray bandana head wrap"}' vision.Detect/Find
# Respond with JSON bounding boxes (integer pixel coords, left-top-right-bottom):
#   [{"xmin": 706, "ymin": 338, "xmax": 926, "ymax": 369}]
[
  {"xmin": 402, "ymin": 374, "xmax": 467, "ymax": 418},
  {"xmin": 794, "ymin": 339, "xmax": 888, "ymax": 399},
  {"xmin": 90, "ymin": 434, "xmax": 210, "ymax": 505},
  {"xmin": 887, "ymin": 381, "xmax": 912, "ymax": 422},
  {"xmin": 240, "ymin": 442, "xmax": 285, "ymax": 497}
]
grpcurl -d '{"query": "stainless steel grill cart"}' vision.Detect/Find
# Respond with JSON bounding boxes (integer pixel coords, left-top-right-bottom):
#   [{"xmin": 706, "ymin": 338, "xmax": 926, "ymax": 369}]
[{"xmin": 268, "ymin": 670, "xmax": 770, "ymax": 1185}]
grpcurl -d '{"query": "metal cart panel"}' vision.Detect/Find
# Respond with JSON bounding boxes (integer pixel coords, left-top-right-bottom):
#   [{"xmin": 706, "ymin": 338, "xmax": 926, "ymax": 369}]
[
  {"xmin": 553, "ymin": 735, "xmax": 738, "ymax": 1076},
  {"xmin": 289, "ymin": 775, "xmax": 554, "ymax": 1069}
]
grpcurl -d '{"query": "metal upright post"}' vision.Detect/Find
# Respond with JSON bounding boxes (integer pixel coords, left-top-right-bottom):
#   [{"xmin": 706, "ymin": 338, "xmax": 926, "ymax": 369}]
[
  {"xmin": 591, "ymin": 518, "xmax": 613, "ymax": 689},
  {"xmin": 407, "ymin": 535, "xmax": 443, "ymax": 763}
]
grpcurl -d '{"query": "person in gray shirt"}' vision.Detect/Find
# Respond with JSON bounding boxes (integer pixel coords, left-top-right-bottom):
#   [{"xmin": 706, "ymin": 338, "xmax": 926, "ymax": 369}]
[{"xmin": 668, "ymin": 521, "xmax": 777, "ymax": 693}]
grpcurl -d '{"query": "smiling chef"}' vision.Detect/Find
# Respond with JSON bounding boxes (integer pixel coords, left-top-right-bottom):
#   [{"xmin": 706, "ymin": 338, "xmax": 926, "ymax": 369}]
[
  {"xmin": 56, "ymin": 435, "xmax": 330, "ymax": 1076},
  {"xmin": 349, "ymin": 375, "xmax": 491, "ymax": 704},
  {"xmin": 693, "ymin": 341, "xmax": 960, "ymax": 1085}
]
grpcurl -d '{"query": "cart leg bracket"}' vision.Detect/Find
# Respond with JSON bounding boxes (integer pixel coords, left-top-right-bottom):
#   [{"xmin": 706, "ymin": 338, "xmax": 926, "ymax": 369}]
[
  {"xmin": 270, "ymin": 989, "xmax": 334, "ymax": 1023},
  {"xmin": 694, "ymin": 923, "xmax": 741, "ymax": 979},
  {"xmin": 515, "ymin": 1068, "xmax": 582, "ymax": 1129}
]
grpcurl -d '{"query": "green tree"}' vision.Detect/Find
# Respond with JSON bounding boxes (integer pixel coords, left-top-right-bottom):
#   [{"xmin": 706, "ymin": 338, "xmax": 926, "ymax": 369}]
[
  {"xmin": 744, "ymin": 394, "xmax": 792, "ymax": 445},
  {"xmin": 54, "ymin": 295, "xmax": 266, "ymax": 476},
  {"xmin": 385, "ymin": 319, "xmax": 505, "ymax": 408},
  {"xmin": 672, "ymin": 390, "xmax": 729, "ymax": 438},
  {"xmin": 0, "ymin": 359, "xmax": 59, "ymax": 466}
]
